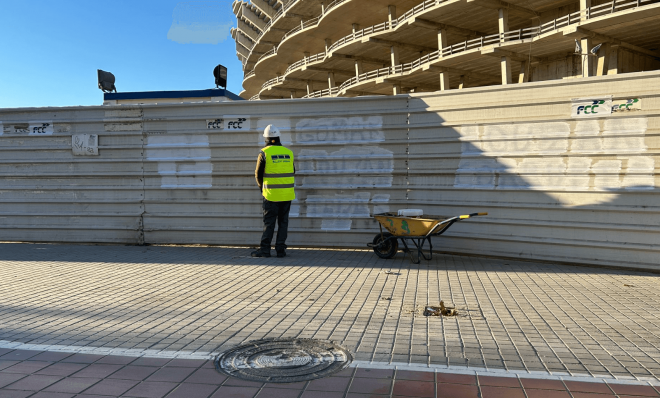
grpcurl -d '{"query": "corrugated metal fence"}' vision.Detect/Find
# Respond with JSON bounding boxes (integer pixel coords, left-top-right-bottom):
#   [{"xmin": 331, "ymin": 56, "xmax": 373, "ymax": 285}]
[{"xmin": 1, "ymin": 71, "xmax": 658, "ymax": 270}]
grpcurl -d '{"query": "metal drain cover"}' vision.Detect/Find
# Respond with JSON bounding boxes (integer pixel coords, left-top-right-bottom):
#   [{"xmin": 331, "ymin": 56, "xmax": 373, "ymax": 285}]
[{"xmin": 215, "ymin": 338, "xmax": 353, "ymax": 383}]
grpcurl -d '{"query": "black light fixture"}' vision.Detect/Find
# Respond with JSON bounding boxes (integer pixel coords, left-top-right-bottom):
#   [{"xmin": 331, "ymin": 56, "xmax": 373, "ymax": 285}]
[
  {"xmin": 214, "ymin": 64, "xmax": 227, "ymax": 88},
  {"xmin": 574, "ymin": 40, "xmax": 602, "ymax": 56},
  {"xmin": 97, "ymin": 69, "xmax": 117, "ymax": 93}
]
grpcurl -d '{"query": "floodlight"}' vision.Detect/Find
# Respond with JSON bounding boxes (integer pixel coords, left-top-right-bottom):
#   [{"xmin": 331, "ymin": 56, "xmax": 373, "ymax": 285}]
[
  {"xmin": 97, "ymin": 69, "xmax": 117, "ymax": 93},
  {"xmin": 590, "ymin": 43, "xmax": 603, "ymax": 55},
  {"xmin": 214, "ymin": 64, "xmax": 227, "ymax": 88},
  {"xmin": 574, "ymin": 39, "xmax": 582, "ymax": 54}
]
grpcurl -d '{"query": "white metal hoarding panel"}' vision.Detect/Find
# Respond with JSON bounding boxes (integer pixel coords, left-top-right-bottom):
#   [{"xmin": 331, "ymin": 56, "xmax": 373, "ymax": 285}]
[
  {"xmin": 0, "ymin": 106, "xmax": 144, "ymax": 244},
  {"xmin": 409, "ymin": 71, "xmax": 660, "ymax": 270}
]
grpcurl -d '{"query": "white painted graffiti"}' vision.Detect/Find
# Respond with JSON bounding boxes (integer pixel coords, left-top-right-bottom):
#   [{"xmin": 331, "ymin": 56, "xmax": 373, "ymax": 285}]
[
  {"xmin": 146, "ymin": 134, "xmax": 213, "ymax": 189},
  {"xmin": 295, "ymin": 116, "xmax": 385, "ymax": 145},
  {"xmin": 293, "ymin": 116, "xmax": 392, "ymax": 230},
  {"xmin": 298, "ymin": 147, "xmax": 394, "ymax": 175},
  {"xmin": 454, "ymin": 118, "xmax": 654, "ymax": 204}
]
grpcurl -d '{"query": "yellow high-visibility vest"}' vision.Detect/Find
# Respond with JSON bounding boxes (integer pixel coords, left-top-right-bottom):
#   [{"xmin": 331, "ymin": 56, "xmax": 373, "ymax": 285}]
[{"xmin": 262, "ymin": 145, "xmax": 295, "ymax": 202}]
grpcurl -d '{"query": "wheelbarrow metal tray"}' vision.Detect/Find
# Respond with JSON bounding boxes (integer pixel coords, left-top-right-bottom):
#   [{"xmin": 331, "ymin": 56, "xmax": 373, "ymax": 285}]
[{"xmin": 373, "ymin": 213, "xmax": 452, "ymax": 236}]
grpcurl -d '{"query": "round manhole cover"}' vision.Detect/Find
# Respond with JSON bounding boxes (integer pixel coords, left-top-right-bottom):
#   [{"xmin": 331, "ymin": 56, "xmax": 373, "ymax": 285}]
[{"xmin": 215, "ymin": 338, "xmax": 353, "ymax": 383}]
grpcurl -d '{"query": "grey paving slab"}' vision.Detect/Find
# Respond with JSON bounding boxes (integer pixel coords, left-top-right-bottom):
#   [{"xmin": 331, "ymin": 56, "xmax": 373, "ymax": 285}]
[{"xmin": 1, "ymin": 243, "xmax": 660, "ymax": 384}]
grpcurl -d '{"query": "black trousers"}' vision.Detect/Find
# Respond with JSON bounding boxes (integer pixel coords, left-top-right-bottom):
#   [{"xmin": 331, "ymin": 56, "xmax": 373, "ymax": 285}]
[{"xmin": 260, "ymin": 198, "xmax": 291, "ymax": 253}]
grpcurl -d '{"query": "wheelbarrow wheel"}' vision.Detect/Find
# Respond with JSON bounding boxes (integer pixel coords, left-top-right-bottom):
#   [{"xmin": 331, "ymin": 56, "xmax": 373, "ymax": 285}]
[{"xmin": 372, "ymin": 233, "xmax": 398, "ymax": 259}]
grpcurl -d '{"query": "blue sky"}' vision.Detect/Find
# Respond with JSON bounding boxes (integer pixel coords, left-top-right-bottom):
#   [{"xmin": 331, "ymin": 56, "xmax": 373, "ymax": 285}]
[{"xmin": 0, "ymin": 0, "xmax": 242, "ymax": 108}]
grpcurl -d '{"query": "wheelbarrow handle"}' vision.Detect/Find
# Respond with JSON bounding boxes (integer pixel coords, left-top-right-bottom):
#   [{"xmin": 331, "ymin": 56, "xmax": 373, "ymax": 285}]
[{"xmin": 459, "ymin": 212, "xmax": 488, "ymax": 219}]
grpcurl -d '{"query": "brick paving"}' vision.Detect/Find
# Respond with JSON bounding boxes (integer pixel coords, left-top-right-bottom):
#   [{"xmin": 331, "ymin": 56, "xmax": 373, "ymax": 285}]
[
  {"xmin": 1, "ymin": 350, "xmax": 659, "ymax": 397},
  {"xmin": 2, "ymin": 242, "xmax": 660, "ymax": 396}
]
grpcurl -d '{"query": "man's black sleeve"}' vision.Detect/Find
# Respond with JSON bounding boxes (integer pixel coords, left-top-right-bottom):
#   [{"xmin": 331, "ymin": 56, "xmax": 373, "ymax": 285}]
[{"xmin": 255, "ymin": 151, "xmax": 265, "ymax": 189}]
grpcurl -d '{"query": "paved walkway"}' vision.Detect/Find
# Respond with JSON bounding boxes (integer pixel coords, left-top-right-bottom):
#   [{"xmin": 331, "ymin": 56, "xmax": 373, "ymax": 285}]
[
  {"xmin": 2, "ymin": 349, "xmax": 660, "ymax": 397},
  {"xmin": 1, "ymin": 243, "xmax": 660, "ymax": 397}
]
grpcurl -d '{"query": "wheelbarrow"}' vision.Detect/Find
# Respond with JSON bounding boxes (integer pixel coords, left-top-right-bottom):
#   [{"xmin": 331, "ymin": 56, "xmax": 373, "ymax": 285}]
[{"xmin": 367, "ymin": 211, "xmax": 488, "ymax": 264}]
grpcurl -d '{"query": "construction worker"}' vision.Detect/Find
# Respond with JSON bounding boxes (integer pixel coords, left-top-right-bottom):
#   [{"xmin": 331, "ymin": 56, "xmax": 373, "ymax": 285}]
[{"xmin": 252, "ymin": 125, "xmax": 295, "ymax": 258}]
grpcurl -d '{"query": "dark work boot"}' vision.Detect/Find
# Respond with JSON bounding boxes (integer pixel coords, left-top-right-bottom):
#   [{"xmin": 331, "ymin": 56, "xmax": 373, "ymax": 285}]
[
  {"xmin": 251, "ymin": 249, "xmax": 271, "ymax": 258},
  {"xmin": 276, "ymin": 251, "xmax": 286, "ymax": 258}
]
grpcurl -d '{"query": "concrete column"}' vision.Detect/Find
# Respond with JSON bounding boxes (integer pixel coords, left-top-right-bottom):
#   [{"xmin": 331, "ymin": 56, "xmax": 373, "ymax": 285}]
[
  {"xmin": 439, "ymin": 72, "xmax": 449, "ymax": 91},
  {"xmin": 438, "ymin": 29, "xmax": 449, "ymax": 90},
  {"xmin": 388, "ymin": 5, "xmax": 396, "ymax": 28},
  {"xmin": 393, "ymin": 84, "xmax": 402, "ymax": 95},
  {"xmin": 438, "ymin": 29, "xmax": 448, "ymax": 53},
  {"xmin": 306, "ymin": 81, "xmax": 312, "ymax": 95},
  {"xmin": 325, "ymin": 38, "xmax": 331, "ymax": 53},
  {"xmin": 501, "ymin": 56, "xmax": 512, "ymax": 84},
  {"xmin": 458, "ymin": 75, "xmax": 466, "ymax": 89},
  {"xmin": 499, "ymin": 8, "xmax": 511, "ymax": 84},
  {"xmin": 581, "ymin": 37, "xmax": 593, "ymax": 77},
  {"xmin": 498, "ymin": 8, "xmax": 509, "ymax": 42},
  {"xmin": 391, "ymin": 46, "xmax": 400, "ymax": 67},
  {"xmin": 355, "ymin": 60, "xmax": 363, "ymax": 76},
  {"xmin": 607, "ymin": 45, "xmax": 619, "ymax": 75},
  {"xmin": 518, "ymin": 61, "xmax": 530, "ymax": 83},
  {"xmin": 596, "ymin": 43, "xmax": 609, "ymax": 76},
  {"xmin": 328, "ymin": 72, "xmax": 335, "ymax": 88},
  {"xmin": 580, "ymin": 0, "xmax": 591, "ymax": 21}
]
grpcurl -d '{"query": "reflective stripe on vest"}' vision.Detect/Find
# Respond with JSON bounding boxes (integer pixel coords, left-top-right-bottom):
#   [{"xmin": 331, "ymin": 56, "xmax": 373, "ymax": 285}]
[{"xmin": 262, "ymin": 145, "xmax": 295, "ymax": 202}]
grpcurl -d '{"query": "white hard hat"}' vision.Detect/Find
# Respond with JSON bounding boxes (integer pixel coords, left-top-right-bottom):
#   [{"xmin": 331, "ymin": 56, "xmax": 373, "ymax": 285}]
[{"xmin": 263, "ymin": 124, "xmax": 281, "ymax": 138}]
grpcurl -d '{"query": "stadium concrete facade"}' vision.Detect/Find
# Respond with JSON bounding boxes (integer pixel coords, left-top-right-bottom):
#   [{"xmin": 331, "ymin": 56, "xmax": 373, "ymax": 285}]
[{"xmin": 230, "ymin": 0, "xmax": 660, "ymax": 100}]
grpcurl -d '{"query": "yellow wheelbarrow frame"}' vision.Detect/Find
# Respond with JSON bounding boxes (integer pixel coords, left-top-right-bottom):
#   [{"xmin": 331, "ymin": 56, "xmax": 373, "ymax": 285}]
[{"xmin": 367, "ymin": 212, "xmax": 488, "ymax": 264}]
